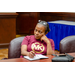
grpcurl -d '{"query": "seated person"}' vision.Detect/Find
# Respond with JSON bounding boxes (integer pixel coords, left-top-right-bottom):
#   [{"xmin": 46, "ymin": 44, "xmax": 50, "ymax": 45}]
[{"xmin": 21, "ymin": 20, "xmax": 55, "ymax": 58}]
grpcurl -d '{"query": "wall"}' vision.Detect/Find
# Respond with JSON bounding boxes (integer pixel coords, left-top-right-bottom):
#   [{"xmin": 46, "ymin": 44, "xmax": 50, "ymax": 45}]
[
  {"xmin": 16, "ymin": 12, "xmax": 40, "ymax": 35},
  {"xmin": 40, "ymin": 12, "xmax": 75, "ymax": 22},
  {"xmin": 0, "ymin": 13, "xmax": 18, "ymax": 48}
]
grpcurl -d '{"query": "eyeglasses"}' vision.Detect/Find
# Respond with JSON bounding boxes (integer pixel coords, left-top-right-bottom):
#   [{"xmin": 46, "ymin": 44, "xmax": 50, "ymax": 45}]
[{"xmin": 38, "ymin": 20, "xmax": 48, "ymax": 25}]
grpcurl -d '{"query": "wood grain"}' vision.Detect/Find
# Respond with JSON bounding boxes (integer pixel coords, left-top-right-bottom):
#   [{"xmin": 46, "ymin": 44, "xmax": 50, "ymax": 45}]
[
  {"xmin": 0, "ymin": 13, "xmax": 18, "ymax": 48},
  {"xmin": 40, "ymin": 12, "xmax": 75, "ymax": 21},
  {"xmin": 16, "ymin": 12, "xmax": 39, "ymax": 35},
  {"xmin": 0, "ymin": 48, "xmax": 8, "ymax": 60},
  {"xmin": 0, "ymin": 52, "xmax": 75, "ymax": 62}
]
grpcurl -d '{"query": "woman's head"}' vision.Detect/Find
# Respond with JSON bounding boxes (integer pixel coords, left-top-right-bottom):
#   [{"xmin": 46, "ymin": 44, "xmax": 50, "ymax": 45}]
[
  {"xmin": 38, "ymin": 20, "xmax": 50, "ymax": 33},
  {"xmin": 34, "ymin": 20, "xmax": 50, "ymax": 39}
]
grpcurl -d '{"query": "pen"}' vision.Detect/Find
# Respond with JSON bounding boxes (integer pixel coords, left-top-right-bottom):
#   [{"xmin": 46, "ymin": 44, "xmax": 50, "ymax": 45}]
[
  {"xmin": 33, "ymin": 53, "xmax": 36, "ymax": 56},
  {"xmin": 33, "ymin": 54, "xmax": 34, "ymax": 55}
]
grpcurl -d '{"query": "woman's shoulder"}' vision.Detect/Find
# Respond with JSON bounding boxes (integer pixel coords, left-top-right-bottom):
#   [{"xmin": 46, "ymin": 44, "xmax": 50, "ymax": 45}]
[
  {"xmin": 24, "ymin": 35, "xmax": 35, "ymax": 39},
  {"xmin": 26, "ymin": 35, "xmax": 34, "ymax": 37},
  {"xmin": 48, "ymin": 38, "xmax": 54, "ymax": 42},
  {"xmin": 21, "ymin": 35, "xmax": 34, "ymax": 45}
]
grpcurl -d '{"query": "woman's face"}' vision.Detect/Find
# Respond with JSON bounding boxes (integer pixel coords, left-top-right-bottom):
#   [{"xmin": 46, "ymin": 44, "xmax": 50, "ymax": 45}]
[{"xmin": 34, "ymin": 24, "xmax": 46, "ymax": 39}]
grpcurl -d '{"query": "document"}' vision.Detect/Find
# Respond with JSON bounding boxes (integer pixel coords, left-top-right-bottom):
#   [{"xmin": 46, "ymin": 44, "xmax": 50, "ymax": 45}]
[{"xmin": 24, "ymin": 54, "xmax": 48, "ymax": 61}]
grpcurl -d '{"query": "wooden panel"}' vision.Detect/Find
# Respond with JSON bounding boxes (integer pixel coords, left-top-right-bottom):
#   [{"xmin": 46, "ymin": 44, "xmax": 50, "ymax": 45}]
[
  {"xmin": 16, "ymin": 12, "xmax": 75, "ymax": 35},
  {"xmin": 0, "ymin": 18, "xmax": 16, "ymax": 43},
  {"xmin": 0, "ymin": 13, "xmax": 18, "ymax": 48},
  {"xmin": 16, "ymin": 12, "xmax": 39, "ymax": 35},
  {"xmin": 40, "ymin": 12, "xmax": 75, "ymax": 22}
]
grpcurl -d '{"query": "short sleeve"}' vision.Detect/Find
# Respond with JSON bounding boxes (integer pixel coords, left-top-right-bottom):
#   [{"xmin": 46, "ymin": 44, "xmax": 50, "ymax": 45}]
[
  {"xmin": 21, "ymin": 36, "xmax": 30, "ymax": 46},
  {"xmin": 49, "ymin": 39, "xmax": 55, "ymax": 50}
]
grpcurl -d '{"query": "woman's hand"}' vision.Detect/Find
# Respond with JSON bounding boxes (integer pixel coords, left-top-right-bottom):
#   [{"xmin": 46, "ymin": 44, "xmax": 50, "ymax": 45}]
[
  {"xmin": 40, "ymin": 35, "xmax": 50, "ymax": 44},
  {"xmin": 41, "ymin": 35, "xmax": 54, "ymax": 55},
  {"xmin": 27, "ymin": 51, "xmax": 35, "ymax": 58}
]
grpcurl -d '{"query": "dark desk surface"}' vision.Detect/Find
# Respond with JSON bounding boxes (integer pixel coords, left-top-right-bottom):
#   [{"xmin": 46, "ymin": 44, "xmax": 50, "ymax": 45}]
[{"xmin": 0, "ymin": 53, "xmax": 75, "ymax": 62}]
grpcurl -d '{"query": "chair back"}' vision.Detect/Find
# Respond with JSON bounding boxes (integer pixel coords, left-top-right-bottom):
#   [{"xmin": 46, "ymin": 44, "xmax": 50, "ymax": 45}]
[
  {"xmin": 59, "ymin": 36, "xmax": 75, "ymax": 53},
  {"xmin": 8, "ymin": 36, "xmax": 25, "ymax": 59}
]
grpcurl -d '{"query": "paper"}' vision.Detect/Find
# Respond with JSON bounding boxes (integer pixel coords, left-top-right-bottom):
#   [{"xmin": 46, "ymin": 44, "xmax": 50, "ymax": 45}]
[{"xmin": 24, "ymin": 54, "xmax": 48, "ymax": 61}]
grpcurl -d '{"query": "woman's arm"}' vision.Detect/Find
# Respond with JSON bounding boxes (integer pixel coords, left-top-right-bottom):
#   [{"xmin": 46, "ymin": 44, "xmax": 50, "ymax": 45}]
[
  {"xmin": 41, "ymin": 35, "xmax": 55, "ymax": 55},
  {"xmin": 21, "ymin": 45, "xmax": 35, "ymax": 58},
  {"xmin": 21, "ymin": 45, "xmax": 29, "ymax": 56},
  {"xmin": 46, "ymin": 41, "xmax": 55, "ymax": 55}
]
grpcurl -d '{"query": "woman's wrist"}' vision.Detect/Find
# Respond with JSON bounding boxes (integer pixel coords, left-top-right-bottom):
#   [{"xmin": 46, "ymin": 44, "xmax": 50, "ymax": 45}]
[
  {"xmin": 46, "ymin": 40, "xmax": 50, "ymax": 44},
  {"xmin": 27, "ymin": 52, "xmax": 29, "ymax": 56}
]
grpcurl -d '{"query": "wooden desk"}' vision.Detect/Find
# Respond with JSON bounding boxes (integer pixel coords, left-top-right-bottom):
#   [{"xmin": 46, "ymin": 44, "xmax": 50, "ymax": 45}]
[
  {"xmin": 0, "ymin": 55, "xmax": 54, "ymax": 62},
  {"xmin": 0, "ymin": 53, "xmax": 75, "ymax": 62}
]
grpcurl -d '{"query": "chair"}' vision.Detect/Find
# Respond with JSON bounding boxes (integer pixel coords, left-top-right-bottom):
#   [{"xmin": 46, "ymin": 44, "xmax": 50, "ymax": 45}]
[
  {"xmin": 59, "ymin": 35, "xmax": 75, "ymax": 53},
  {"xmin": 3, "ymin": 36, "xmax": 60, "ymax": 59},
  {"xmin": 8, "ymin": 36, "xmax": 25, "ymax": 59}
]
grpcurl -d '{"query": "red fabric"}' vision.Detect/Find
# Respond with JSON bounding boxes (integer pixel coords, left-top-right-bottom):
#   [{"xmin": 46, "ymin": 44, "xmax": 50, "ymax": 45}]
[{"xmin": 21, "ymin": 35, "xmax": 55, "ymax": 56}]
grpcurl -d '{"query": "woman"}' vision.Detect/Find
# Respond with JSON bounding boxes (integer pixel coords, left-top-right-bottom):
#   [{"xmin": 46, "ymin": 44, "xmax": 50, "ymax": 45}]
[{"xmin": 21, "ymin": 20, "xmax": 55, "ymax": 58}]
